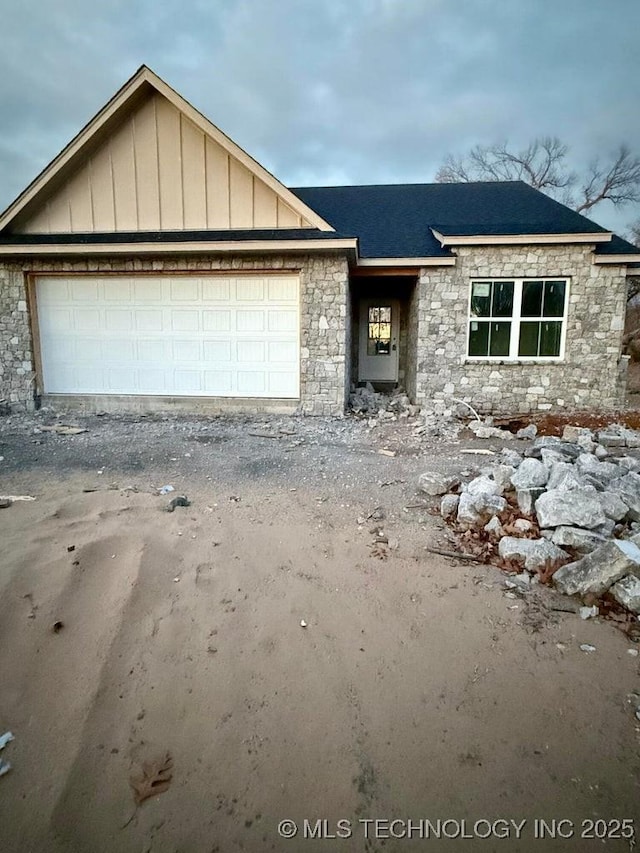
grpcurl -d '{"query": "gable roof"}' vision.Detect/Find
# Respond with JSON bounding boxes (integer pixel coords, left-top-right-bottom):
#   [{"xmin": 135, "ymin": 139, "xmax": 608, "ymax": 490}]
[
  {"xmin": 290, "ymin": 181, "xmax": 622, "ymax": 259},
  {"xmin": 0, "ymin": 65, "xmax": 333, "ymax": 234},
  {"xmin": 0, "ymin": 65, "xmax": 638, "ymax": 266}
]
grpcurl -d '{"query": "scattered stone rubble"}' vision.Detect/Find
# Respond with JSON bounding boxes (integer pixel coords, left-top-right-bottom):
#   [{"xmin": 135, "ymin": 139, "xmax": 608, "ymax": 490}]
[
  {"xmin": 349, "ymin": 384, "xmax": 463, "ymax": 439},
  {"xmin": 420, "ymin": 422, "xmax": 640, "ymax": 616}
]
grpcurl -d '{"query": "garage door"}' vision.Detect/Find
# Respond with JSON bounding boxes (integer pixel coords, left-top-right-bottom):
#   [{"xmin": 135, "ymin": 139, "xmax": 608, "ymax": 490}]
[{"xmin": 35, "ymin": 275, "xmax": 300, "ymax": 398}]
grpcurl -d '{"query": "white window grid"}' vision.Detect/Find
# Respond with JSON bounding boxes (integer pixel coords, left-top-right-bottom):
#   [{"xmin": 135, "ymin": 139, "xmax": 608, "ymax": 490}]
[{"xmin": 465, "ymin": 277, "xmax": 570, "ymax": 362}]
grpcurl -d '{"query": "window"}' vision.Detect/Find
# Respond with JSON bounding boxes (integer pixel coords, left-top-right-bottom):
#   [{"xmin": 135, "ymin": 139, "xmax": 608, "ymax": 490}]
[
  {"xmin": 468, "ymin": 278, "xmax": 568, "ymax": 360},
  {"xmin": 367, "ymin": 305, "xmax": 392, "ymax": 356}
]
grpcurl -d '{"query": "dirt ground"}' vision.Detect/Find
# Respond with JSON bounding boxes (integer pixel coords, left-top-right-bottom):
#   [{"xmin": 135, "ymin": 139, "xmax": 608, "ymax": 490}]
[{"xmin": 0, "ymin": 410, "xmax": 639, "ymax": 852}]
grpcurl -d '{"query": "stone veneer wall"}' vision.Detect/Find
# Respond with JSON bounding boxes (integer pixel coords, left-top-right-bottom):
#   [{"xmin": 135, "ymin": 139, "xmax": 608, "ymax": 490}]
[
  {"xmin": 405, "ymin": 281, "xmax": 420, "ymax": 401},
  {"xmin": 415, "ymin": 245, "xmax": 629, "ymax": 414},
  {"xmin": 0, "ymin": 265, "xmax": 33, "ymax": 409},
  {"xmin": 0, "ymin": 252, "xmax": 349, "ymax": 415}
]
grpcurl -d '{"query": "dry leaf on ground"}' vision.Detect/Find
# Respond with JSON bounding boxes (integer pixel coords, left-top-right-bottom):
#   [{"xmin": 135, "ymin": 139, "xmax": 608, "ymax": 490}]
[
  {"xmin": 130, "ymin": 752, "xmax": 173, "ymax": 806},
  {"xmin": 370, "ymin": 543, "xmax": 389, "ymax": 560}
]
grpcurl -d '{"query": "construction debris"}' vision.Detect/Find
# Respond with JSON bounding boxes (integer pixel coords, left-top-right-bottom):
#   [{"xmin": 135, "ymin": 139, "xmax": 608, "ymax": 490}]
[
  {"xmin": 428, "ymin": 421, "xmax": 640, "ymax": 619},
  {"xmin": 0, "ymin": 731, "xmax": 13, "ymax": 777}
]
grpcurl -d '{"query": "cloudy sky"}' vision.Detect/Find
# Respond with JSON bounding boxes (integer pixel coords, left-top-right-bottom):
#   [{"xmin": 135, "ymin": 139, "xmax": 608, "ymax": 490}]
[{"xmin": 2, "ymin": 0, "xmax": 639, "ymax": 235}]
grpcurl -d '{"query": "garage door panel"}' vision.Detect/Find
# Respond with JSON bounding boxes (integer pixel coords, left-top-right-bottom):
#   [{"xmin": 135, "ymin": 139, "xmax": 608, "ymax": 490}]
[
  {"xmin": 36, "ymin": 274, "xmax": 300, "ymax": 398},
  {"xmin": 204, "ymin": 370, "xmax": 233, "ymax": 393},
  {"xmin": 236, "ymin": 310, "xmax": 264, "ymax": 332},
  {"xmin": 70, "ymin": 281, "xmax": 98, "ymax": 301},
  {"xmin": 138, "ymin": 368, "xmax": 167, "ymax": 392},
  {"xmin": 173, "ymin": 340, "xmax": 201, "ymax": 361},
  {"xmin": 171, "ymin": 279, "xmax": 199, "ymax": 301},
  {"xmin": 171, "ymin": 310, "xmax": 200, "ymax": 332},
  {"xmin": 268, "ymin": 278, "xmax": 297, "ymax": 301},
  {"xmin": 268, "ymin": 341, "xmax": 297, "ymax": 363},
  {"xmin": 134, "ymin": 280, "xmax": 162, "ymax": 302},
  {"xmin": 237, "ymin": 371, "xmax": 266, "ymax": 394},
  {"xmin": 107, "ymin": 339, "xmax": 136, "ymax": 361},
  {"xmin": 45, "ymin": 308, "xmax": 73, "ymax": 331},
  {"xmin": 104, "ymin": 281, "xmax": 132, "ymax": 301},
  {"xmin": 236, "ymin": 279, "xmax": 264, "ymax": 301},
  {"xmin": 268, "ymin": 372, "xmax": 298, "ymax": 396},
  {"xmin": 202, "ymin": 280, "xmax": 230, "ymax": 301},
  {"xmin": 173, "ymin": 370, "xmax": 202, "ymax": 393},
  {"xmin": 203, "ymin": 341, "xmax": 231, "ymax": 362},
  {"xmin": 105, "ymin": 310, "xmax": 133, "ymax": 332},
  {"xmin": 268, "ymin": 310, "xmax": 297, "ymax": 332},
  {"xmin": 74, "ymin": 308, "xmax": 101, "ymax": 331},
  {"xmin": 203, "ymin": 310, "xmax": 231, "ymax": 331},
  {"xmin": 237, "ymin": 341, "xmax": 265, "ymax": 362}
]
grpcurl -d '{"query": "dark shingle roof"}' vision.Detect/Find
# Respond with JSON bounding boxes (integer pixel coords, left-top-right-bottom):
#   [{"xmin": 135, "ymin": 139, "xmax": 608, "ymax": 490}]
[
  {"xmin": 594, "ymin": 233, "xmax": 640, "ymax": 255},
  {"xmin": 290, "ymin": 180, "xmax": 623, "ymax": 259}
]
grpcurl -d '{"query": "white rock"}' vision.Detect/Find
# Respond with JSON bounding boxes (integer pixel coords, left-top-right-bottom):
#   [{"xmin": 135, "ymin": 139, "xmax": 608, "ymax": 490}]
[
  {"xmin": 535, "ymin": 488, "xmax": 607, "ymax": 530},
  {"xmin": 598, "ymin": 490, "xmax": 630, "ymax": 522},
  {"xmin": 579, "ymin": 605, "xmax": 599, "ymax": 620},
  {"xmin": 610, "ymin": 574, "xmax": 640, "ymax": 613},
  {"xmin": 466, "ymin": 475, "xmax": 504, "ymax": 497},
  {"xmin": 517, "ymin": 488, "xmax": 546, "ymax": 515},
  {"xmin": 440, "ymin": 493, "xmax": 460, "ymax": 520},
  {"xmin": 510, "ymin": 458, "xmax": 549, "ymax": 490},
  {"xmin": 516, "ymin": 424, "xmax": 538, "ymax": 440},
  {"xmin": 418, "ymin": 471, "xmax": 460, "ymax": 496},
  {"xmin": 562, "ymin": 425, "xmax": 594, "ymax": 443},
  {"xmin": 548, "ymin": 526, "xmax": 607, "ymax": 554},
  {"xmin": 580, "ymin": 644, "xmax": 597, "ymax": 653},
  {"xmin": 484, "ymin": 515, "xmax": 503, "ymax": 536},
  {"xmin": 457, "ymin": 491, "xmax": 507, "ymax": 527},
  {"xmin": 554, "ymin": 539, "xmax": 640, "ymax": 596},
  {"xmin": 615, "ymin": 456, "xmax": 640, "ymax": 474},
  {"xmin": 609, "ymin": 472, "xmax": 640, "ymax": 521},
  {"xmin": 487, "ymin": 464, "xmax": 517, "ymax": 491},
  {"xmin": 513, "ymin": 518, "xmax": 534, "ymax": 533},
  {"xmin": 546, "ymin": 461, "xmax": 585, "ymax": 492},
  {"xmin": 575, "ymin": 454, "xmax": 621, "ymax": 485},
  {"xmin": 500, "ymin": 448, "xmax": 524, "ymax": 468},
  {"xmin": 498, "ymin": 536, "xmax": 568, "ymax": 571}
]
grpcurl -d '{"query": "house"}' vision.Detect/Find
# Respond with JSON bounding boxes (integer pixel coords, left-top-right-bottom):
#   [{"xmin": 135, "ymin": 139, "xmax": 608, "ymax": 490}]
[{"xmin": 1, "ymin": 66, "xmax": 639, "ymax": 416}]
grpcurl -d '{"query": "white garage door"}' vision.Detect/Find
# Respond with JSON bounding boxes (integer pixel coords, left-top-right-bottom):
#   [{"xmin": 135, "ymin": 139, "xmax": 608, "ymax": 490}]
[{"xmin": 35, "ymin": 274, "xmax": 300, "ymax": 398}]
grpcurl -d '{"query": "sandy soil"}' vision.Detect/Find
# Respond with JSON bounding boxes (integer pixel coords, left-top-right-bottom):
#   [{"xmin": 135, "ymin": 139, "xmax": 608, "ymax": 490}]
[{"xmin": 0, "ymin": 412, "xmax": 639, "ymax": 852}]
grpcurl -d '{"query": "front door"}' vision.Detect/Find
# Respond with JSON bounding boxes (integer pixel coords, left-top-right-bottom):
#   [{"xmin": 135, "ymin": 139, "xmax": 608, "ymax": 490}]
[{"xmin": 358, "ymin": 298, "xmax": 399, "ymax": 383}]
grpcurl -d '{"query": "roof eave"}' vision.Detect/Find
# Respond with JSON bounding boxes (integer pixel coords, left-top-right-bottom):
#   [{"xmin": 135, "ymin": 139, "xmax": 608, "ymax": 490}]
[
  {"xmin": 431, "ymin": 228, "xmax": 613, "ymax": 247},
  {"xmin": 356, "ymin": 256, "xmax": 455, "ymax": 267},
  {"xmin": 592, "ymin": 253, "xmax": 640, "ymax": 265},
  {"xmin": 0, "ymin": 237, "xmax": 358, "ymax": 257}
]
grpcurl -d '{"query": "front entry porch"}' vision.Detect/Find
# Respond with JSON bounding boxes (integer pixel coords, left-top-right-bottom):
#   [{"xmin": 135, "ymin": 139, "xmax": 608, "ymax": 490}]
[{"xmin": 349, "ymin": 274, "xmax": 419, "ymax": 399}]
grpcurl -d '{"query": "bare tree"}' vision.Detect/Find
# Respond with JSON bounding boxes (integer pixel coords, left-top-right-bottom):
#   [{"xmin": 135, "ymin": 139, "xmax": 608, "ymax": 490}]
[
  {"xmin": 436, "ymin": 138, "xmax": 640, "ymax": 217},
  {"xmin": 436, "ymin": 137, "xmax": 576, "ymax": 197},
  {"xmin": 574, "ymin": 146, "xmax": 640, "ymax": 213}
]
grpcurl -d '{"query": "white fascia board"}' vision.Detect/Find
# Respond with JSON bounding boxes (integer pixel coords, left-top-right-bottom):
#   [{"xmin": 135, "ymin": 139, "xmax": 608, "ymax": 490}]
[
  {"xmin": 0, "ymin": 238, "xmax": 358, "ymax": 256},
  {"xmin": 356, "ymin": 256, "xmax": 456, "ymax": 267},
  {"xmin": 592, "ymin": 254, "xmax": 640, "ymax": 265},
  {"xmin": 431, "ymin": 228, "xmax": 613, "ymax": 247}
]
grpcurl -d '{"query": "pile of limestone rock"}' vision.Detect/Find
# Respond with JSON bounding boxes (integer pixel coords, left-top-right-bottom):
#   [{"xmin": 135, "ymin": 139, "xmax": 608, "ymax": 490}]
[
  {"xmin": 420, "ymin": 422, "xmax": 640, "ymax": 614},
  {"xmin": 350, "ymin": 385, "xmax": 463, "ymax": 440},
  {"xmin": 349, "ymin": 384, "xmax": 420, "ymax": 417}
]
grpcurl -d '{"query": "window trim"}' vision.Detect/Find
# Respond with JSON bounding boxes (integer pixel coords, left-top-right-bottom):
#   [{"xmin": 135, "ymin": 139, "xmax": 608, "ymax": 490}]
[{"xmin": 465, "ymin": 277, "xmax": 570, "ymax": 362}]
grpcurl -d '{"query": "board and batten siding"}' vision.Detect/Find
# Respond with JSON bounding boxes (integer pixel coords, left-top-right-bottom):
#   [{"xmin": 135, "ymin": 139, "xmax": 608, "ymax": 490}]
[{"xmin": 19, "ymin": 93, "xmax": 311, "ymax": 234}]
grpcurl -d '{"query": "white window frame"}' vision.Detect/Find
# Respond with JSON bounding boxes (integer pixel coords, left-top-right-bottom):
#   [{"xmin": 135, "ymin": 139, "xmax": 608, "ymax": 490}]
[{"xmin": 465, "ymin": 277, "xmax": 569, "ymax": 362}]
